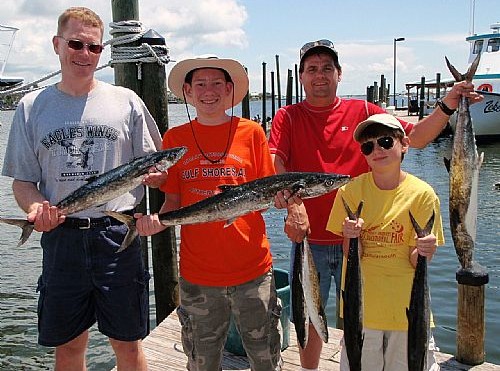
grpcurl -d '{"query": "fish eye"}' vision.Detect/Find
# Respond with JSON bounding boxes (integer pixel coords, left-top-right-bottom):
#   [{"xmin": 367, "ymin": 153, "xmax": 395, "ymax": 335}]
[{"xmin": 325, "ymin": 179, "xmax": 334, "ymax": 187}]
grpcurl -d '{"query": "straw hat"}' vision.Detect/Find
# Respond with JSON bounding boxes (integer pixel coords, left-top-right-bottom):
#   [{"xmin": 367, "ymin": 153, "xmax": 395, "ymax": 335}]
[{"xmin": 168, "ymin": 55, "xmax": 249, "ymax": 109}]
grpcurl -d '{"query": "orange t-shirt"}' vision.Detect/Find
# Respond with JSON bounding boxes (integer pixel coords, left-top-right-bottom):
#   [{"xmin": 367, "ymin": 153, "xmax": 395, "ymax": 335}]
[{"xmin": 161, "ymin": 117, "xmax": 276, "ymax": 286}]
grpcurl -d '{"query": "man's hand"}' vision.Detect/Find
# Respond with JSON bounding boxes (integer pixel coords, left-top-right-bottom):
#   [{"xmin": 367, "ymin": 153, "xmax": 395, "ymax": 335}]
[
  {"xmin": 29, "ymin": 201, "xmax": 65, "ymax": 232},
  {"xmin": 142, "ymin": 167, "xmax": 168, "ymax": 188}
]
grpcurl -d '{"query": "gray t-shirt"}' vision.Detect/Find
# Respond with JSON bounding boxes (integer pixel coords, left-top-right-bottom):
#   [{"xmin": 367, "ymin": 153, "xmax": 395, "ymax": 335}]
[{"xmin": 2, "ymin": 81, "xmax": 162, "ymax": 218}]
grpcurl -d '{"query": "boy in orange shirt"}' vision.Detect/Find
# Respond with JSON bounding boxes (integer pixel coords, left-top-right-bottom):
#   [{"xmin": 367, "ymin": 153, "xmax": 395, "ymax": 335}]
[{"xmin": 135, "ymin": 56, "xmax": 282, "ymax": 370}]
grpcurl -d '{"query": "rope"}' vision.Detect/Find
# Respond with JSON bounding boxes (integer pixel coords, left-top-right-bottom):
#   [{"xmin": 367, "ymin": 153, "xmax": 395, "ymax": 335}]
[{"xmin": 0, "ymin": 20, "xmax": 171, "ymax": 97}]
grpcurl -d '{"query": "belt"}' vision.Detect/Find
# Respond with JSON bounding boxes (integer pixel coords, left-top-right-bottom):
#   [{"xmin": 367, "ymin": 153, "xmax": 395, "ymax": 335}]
[{"xmin": 62, "ymin": 209, "xmax": 135, "ymax": 230}]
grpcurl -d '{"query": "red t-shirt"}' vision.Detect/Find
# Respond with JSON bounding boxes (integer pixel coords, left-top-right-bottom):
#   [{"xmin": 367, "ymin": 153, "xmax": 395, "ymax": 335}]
[
  {"xmin": 162, "ymin": 117, "xmax": 275, "ymax": 286},
  {"xmin": 268, "ymin": 98, "xmax": 413, "ymax": 245}
]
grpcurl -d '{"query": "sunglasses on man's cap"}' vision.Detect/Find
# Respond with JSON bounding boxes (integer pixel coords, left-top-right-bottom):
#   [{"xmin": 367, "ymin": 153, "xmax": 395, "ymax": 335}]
[
  {"xmin": 56, "ymin": 36, "xmax": 104, "ymax": 54},
  {"xmin": 300, "ymin": 39, "xmax": 338, "ymax": 60}
]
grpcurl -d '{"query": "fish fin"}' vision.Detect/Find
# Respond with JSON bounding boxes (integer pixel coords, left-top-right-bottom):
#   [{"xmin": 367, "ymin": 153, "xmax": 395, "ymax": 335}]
[
  {"xmin": 223, "ymin": 218, "xmax": 237, "ymax": 227},
  {"xmin": 465, "ymin": 53, "xmax": 481, "ymax": 83},
  {"xmin": 104, "ymin": 211, "xmax": 135, "ymax": 226},
  {"xmin": 116, "ymin": 226, "xmax": 139, "ymax": 253},
  {"xmin": 103, "ymin": 211, "xmax": 138, "ymax": 252},
  {"xmin": 443, "ymin": 157, "xmax": 450, "ymax": 173},
  {"xmin": 0, "ymin": 218, "xmax": 35, "ymax": 246}
]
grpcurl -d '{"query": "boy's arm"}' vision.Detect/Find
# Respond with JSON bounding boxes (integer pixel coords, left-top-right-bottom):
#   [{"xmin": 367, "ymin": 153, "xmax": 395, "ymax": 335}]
[{"xmin": 135, "ymin": 193, "xmax": 180, "ymax": 236}]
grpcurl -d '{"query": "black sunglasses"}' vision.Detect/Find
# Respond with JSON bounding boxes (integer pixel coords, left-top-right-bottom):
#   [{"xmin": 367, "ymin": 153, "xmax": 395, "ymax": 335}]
[
  {"xmin": 57, "ymin": 36, "xmax": 104, "ymax": 54},
  {"xmin": 360, "ymin": 136, "xmax": 395, "ymax": 156}
]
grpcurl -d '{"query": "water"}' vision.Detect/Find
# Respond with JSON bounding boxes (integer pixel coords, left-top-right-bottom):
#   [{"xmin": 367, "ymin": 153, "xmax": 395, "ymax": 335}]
[{"xmin": 1, "ymin": 101, "xmax": 499, "ymax": 370}]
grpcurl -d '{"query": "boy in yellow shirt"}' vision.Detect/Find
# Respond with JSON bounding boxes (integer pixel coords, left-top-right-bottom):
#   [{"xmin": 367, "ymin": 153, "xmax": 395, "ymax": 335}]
[{"xmin": 326, "ymin": 113, "xmax": 444, "ymax": 371}]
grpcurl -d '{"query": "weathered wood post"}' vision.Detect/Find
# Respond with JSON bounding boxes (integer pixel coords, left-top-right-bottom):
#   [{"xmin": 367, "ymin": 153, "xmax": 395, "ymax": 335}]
[
  {"xmin": 294, "ymin": 64, "xmax": 299, "ymax": 104},
  {"xmin": 111, "ymin": 0, "xmax": 150, "ymax": 332},
  {"xmin": 285, "ymin": 69, "xmax": 293, "ymax": 105},
  {"xmin": 379, "ymin": 74, "xmax": 386, "ymax": 106},
  {"xmin": 435, "ymin": 72, "xmax": 441, "ymax": 100},
  {"xmin": 241, "ymin": 67, "xmax": 250, "ymax": 119},
  {"xmin": 275, "ymin": 55, "xmax": 282, "ymax": 109},
  {"xmin": 111, "ymin": 0, "xmax": 178, "ymax": 326},
  {"xmin": 419, "ymin": 76, "xmax": 425, "ymax": 120},
  {"xmin": 262, "ymin": 62, "xmax": 267, "ymax": 132},
  {"xmin": 140, "ymin": 30, "xmax": 178, "ymax": 325},
  {"xmin": 456, "ymin": 266, "xmax": 489, "ymax": 364},
  {"xmin": 271, "ymin": 71, "xmax": 276, "ymax": 119}
]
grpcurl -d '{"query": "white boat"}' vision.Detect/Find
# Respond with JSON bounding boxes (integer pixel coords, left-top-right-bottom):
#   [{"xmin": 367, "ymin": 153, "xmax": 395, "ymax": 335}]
[
  {"xmin": 0, "ymin": 24, "xmax": 23, "ymax": 89},
  {"xmin": 449, "ymin": 23, "xmax": 500, "ymax": 140}
]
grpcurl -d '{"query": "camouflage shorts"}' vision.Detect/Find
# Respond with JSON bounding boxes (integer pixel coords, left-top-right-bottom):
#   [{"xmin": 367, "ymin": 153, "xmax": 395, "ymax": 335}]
[{"xmin": 177, "ymin": 269, "xmax": 283, "ymax": 371}]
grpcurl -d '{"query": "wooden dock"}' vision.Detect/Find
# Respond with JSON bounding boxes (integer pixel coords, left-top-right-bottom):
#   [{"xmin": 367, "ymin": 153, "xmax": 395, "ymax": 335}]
[{"xmin": 111, "ymin": 311, "xmax": 499, "ymax": 370}]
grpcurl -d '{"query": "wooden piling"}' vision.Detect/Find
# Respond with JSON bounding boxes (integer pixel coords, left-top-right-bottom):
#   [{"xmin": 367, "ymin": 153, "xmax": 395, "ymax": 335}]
[
  {"xmin": 456, "ymin": 265, "xmax": 489, "ymax": 365},
  {"xmin": 275, "ymin": 55, "xmax": 282, "ymax": 109},
  {"xmin": 419, "ymin": 76, "xmax": 426, "ymax": 120},
  {"xmin": 111, "ymin": 0, "xmax": 178, "ymax": 325},
  {"xmin": 294, "ymin": 64, "xmax": 299, "ymax": 104},
  {"xmin": 285, "ymin": 69, "xmax": 293, "ymax": 106},
  {"xmin": 262, "ymin": 62, "xmax": 267, "ymax": 132},
  {"xmin": 271, "ymin": 71, "xmax": 276, "ymax": 119},
  {"xmin": 457, "ymin": 284, "xmax": 486, "ymax": 364},
  {"xmin": 436, "ymin": 73, "xmax": 441, "ymax": 100},
  {"xmin": 241, "ymin": 68, "xmax": 250, "ymax": 119}
]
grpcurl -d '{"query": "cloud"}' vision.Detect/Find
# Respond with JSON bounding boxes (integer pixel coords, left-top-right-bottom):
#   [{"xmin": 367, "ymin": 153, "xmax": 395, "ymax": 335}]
[{"xmin": 2, "ymin": 0, "xmax": 248, "ymax": 85}]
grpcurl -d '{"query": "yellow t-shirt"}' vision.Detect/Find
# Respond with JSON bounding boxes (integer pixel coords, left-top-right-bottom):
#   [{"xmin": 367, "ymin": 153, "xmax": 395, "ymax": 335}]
[{"xmin": 326, "ymin": 172, "xmax": 444, "ymax": 331}]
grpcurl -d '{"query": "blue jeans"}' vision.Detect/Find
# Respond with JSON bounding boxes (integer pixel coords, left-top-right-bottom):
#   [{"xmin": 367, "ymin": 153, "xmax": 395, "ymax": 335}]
[{"xmin": 289, "ymin": 242, "xmax": 343, "ymax": 320}]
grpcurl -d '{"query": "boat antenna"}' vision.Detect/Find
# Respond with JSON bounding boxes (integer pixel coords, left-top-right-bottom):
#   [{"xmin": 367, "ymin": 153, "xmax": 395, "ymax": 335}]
[
  {"xmin": 0, "ymin": 25, "xmax": 19, "ymax": 78},
  {"xmin": 469, "ymin": 0, "xmax": 476, "ymax": 36}
]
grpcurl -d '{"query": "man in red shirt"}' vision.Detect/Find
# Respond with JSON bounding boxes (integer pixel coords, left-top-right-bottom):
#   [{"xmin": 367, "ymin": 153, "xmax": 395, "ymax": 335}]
[{"xmin": 269, "ymin": 39, "xmax": 482, "ymax": 371}]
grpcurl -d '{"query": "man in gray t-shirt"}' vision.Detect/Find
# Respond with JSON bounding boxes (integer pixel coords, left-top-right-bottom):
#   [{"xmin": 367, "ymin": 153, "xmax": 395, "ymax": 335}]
[{"xmin": 1, "ymin": 7, "xmax": 162, "ymax": 370}]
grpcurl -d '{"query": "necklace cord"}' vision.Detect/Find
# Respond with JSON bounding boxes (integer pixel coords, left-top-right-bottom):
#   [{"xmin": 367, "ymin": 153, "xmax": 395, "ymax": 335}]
[{"xmin": 182, "ymin": 83, "xmax": 235, "ymax": 164}]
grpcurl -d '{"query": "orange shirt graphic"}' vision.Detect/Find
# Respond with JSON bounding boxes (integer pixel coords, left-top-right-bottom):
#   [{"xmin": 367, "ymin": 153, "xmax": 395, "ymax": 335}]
[{"xmin": 161, "ymin": 118, "xmax": 276, "ymax": 286}]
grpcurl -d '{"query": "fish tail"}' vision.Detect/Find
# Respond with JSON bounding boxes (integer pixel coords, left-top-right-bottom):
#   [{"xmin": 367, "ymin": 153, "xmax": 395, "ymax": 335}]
[
  {"xmin": 445, "ymin": 53, "xmax": 480, "ymax": 83},
  {"xmin": 0, "ymin": 218, "xmax": 34, "ymax": 246},
  {"xmin": 116, "ymin": 227, "xmax": 139, "ymax": 253},
  {"xmin": 465, "ymin": 53, "xmax": 481, "ymax": 83},
  {"xmin": 105, "ymin": 211, "xmax": 135, "ymax": 226},
  {"xmin": 409, "ymin": 211, "xmax": 435, "ymax": 238},
  {"xmin": 445, "ymin": 57, "xmax": 464, "ymax": 82},
  {"xmin": 104, "ymin": 211, "xmax": 138, "ymax": 252}
]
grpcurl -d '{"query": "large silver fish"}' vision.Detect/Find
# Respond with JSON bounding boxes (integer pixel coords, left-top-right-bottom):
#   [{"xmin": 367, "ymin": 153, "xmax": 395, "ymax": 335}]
[
  {"xmin": 291, "ymin": 237, "xmax": 328, "ymax": 349},
  {"xmin": 444, "ymin": 55, "xmax": 483, "ymax": 271},
  {"xmin": 0, "ymin": 146, "xmax": 187, "ymax": 249},
  {"xmin": 106, "ymin": 172, "xmax": 350, "ymax": 250},
  {"xmin": 407, "ymin": 211, "xmax": 434, "ymax": 371},
  {"xmin": 341, "ymin": 198, "xmax": 364, "ymax": 371}
]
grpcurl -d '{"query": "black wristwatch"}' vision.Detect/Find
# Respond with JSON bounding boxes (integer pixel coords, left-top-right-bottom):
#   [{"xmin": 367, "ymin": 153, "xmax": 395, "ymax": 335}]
[{"xmin": 435, "ymin": 98, "xmax": 456, "ymax": 116}]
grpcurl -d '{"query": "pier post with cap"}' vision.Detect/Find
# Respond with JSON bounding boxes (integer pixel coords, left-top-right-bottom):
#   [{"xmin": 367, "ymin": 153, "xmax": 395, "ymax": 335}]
[{"xmin": 112, "ymin": 0, "xmax": 178, "ymax": 326}]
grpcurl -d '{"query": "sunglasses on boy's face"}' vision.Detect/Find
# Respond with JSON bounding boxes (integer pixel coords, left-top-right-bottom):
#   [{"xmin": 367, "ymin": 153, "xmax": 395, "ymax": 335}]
[
  {"xmin": 360, "ymin": 136, "xmax": 395, "ymax": 156},
  {"xmin": 56, "ymin": 36, "xmax": 104, "ymax": 54}
]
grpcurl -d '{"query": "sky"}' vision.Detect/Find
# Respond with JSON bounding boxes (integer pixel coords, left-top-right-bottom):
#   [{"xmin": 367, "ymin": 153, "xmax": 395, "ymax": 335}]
[{"xmin": 0, "ymin": 0, "xmax": 499, "ymax": 96}]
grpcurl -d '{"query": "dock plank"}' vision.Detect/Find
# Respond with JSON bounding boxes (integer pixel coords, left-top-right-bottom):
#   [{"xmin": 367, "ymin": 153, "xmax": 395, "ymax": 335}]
[{"xmin": 111, "ymin": 311, "xmax": 499, "ymax": 370}]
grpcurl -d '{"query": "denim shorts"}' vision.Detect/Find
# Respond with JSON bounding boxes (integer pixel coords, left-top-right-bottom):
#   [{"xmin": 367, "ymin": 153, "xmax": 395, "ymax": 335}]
[
  {"xmin": 177, "ymin": 270, "xmax": 282, "ymax": 371},
  {"xmin": 37, "ymin": 220, "xmax": 149, "ymax": 347},
  {"xmin": 289, "ymin": 242, "xmax": 343, "ymax": 321}
]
